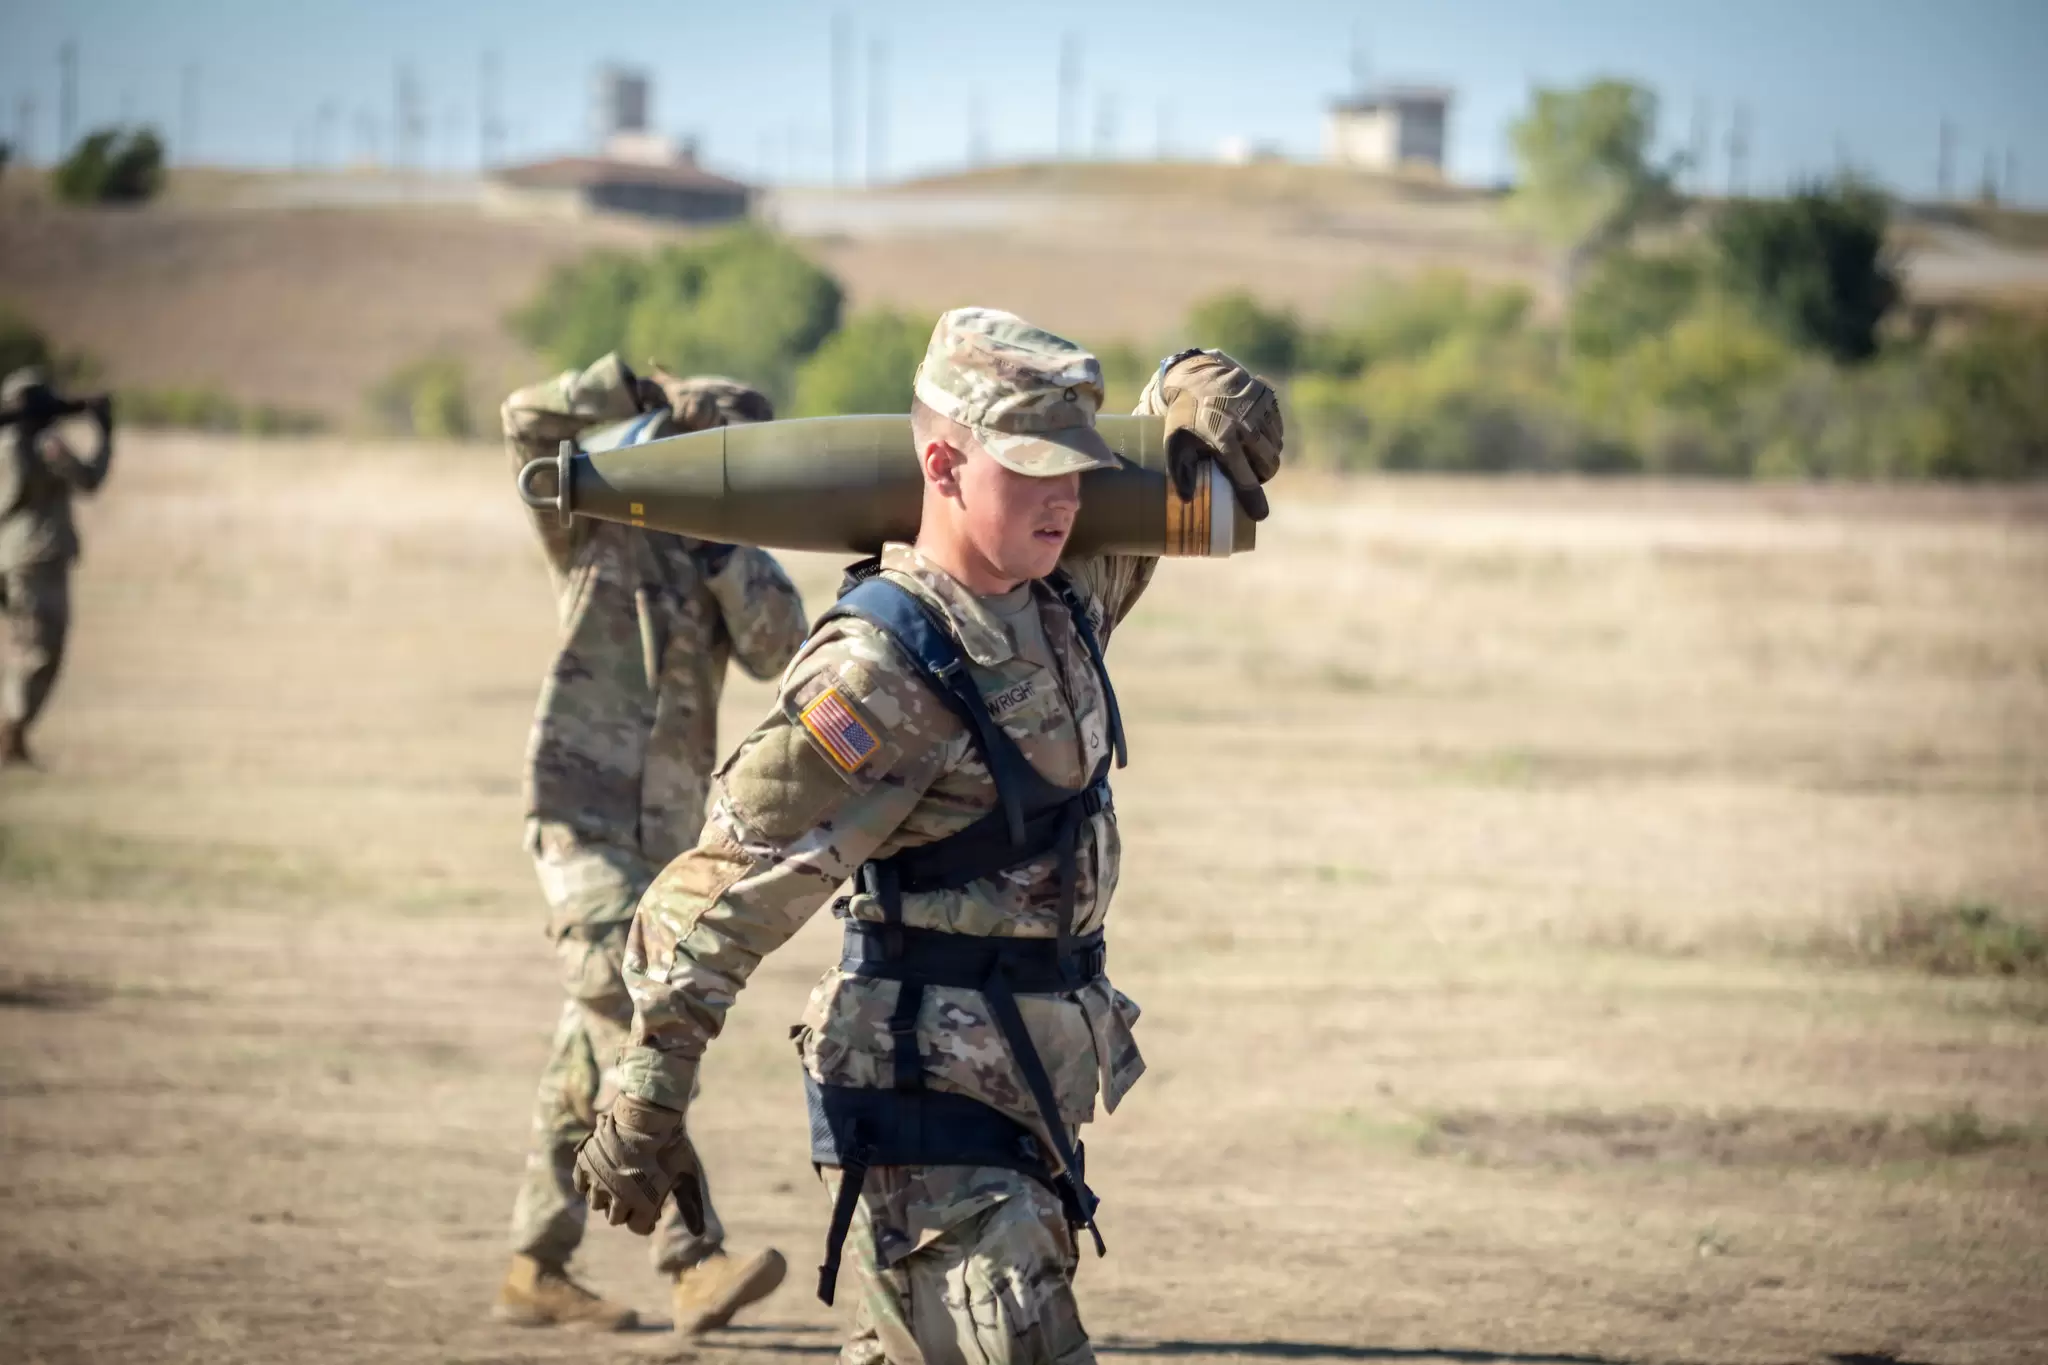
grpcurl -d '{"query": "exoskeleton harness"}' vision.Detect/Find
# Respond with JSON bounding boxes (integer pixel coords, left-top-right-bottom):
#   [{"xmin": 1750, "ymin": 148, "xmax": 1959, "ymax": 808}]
[{"xmin": 806, "ymin": 559, "xmax": 1128, "ymax": 1305}]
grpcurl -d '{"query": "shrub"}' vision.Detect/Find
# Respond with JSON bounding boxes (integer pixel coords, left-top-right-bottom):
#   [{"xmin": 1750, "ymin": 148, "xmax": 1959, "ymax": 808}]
[
  {"xmin": 0, "ymin": 306, "xmax": 102, "ymax": 386},
  {"xmin": 1922, "ymin": 315, "xmax": 2048, "ymax": 479},
  {"xmin": 1572, "ymin": 303, "xmax": 1799, "ymax": 475},
  {"xmin": 368, "ymin": 356, "xmax": 474, "ymax": 440},
  {"xmin": 512, "ymin": 229, "xmax": 842, "ymax": 407},
  {"xmin": 0, "ymin": 306, "xmax": 55, "ymax": 378},
  {"xmin": 1094, "ymin": 339, "xmax": 1153, "ymax": 413},
  {"xmin": 1183, "ymin": 291, "xmax": 1301, "ymax": 375},
  {"xmin": 790, "ymin": 311, "xmax": 929, "ymax": 416},
  {"xmin": 53, "ymin": 126, "xmax": 165, "ymax": 205},
  {"xmin": 1568, "ymin": 248, "xmax": 1709, "ymax": 359},
  {"xmin": 509, "ymin": 250, "xmax": 651, "ymax": 374},
  {"xmin": 1308, "ymin": 272, "xmax": 1534, "ymax": 378},
  {"xmin": 122, "ymin": 386, "xmax": 325, "ymax": 436},
  {"xmin": 1711, "ymin": 179, "xmax": 1901, "ymax": 364},
  {"xmin": 1296, "ymin": 331, "xmax": 1626, "ymax": 474}
]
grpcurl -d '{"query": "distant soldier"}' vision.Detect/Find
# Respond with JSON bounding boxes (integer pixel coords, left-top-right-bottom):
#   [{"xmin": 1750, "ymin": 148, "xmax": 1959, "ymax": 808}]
[
  {"xmin": 494, "ymin": 354, "xmax": 807, "ymax": 1333},
  {"xmin": 0, "ymin": 367, "xmax": 114, "ymax": 768}
]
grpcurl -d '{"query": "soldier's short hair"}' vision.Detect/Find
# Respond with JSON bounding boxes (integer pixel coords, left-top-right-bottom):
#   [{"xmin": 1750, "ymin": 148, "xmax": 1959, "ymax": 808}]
[{"xmin": 910, "ymin": 395, "xmax": 982, "ymax": 465}]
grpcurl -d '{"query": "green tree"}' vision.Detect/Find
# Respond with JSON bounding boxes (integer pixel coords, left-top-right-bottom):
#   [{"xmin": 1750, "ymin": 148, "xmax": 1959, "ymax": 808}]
[
  {"xmin": 0, "ymin": 306, "xmax": 54, "ymax": 377},
  {"xmin": 1710, "ymin": 178, "xmax": 1900, "ymax": 364},
  {"xmin": 791, "ymin": 311, "xmax": 929, "ymax": 415},
  {"xmin": 509, "ymin": 250, "xmax": 653, "ymax": 370},
  {"xmin": 1303, "ymin": 271, "xmax": 1533, "ymax": 377},
  {"xmin": 1567, "ymin": 248, "xmax": 1708, "ymax": 358},
  {"xmin": 0, "ymin": 305, "xmax": 103, "ymax": 386},
  {"xmin": 1924, "ymin": 315, "xmax": 2048, "ymax": 478},
  {"xmin": 511, "ymin": 229, "xmax": 842, "ymax": 407},
  {"xmin": 1093, "ymin": 340, "xmax": 1152, "ymax": 412},
  {"xmin": 368, "ymin": 355, "xmax": 474, "ymax": 440},
  {"xmin": 1509, "ymin": 80, "xmax": 1682, "ymax": 294},
  {"xmin": 53, "ymin": 126, "xmax": 165, "ymax": 204},
  {"xmin": 1183, "ymin": 291, "xmax": 1301, "ymax": 374}
]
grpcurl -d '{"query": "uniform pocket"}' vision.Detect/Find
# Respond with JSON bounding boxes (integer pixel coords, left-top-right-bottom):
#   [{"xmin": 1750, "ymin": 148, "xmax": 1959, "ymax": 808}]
[{"xmin": 555, "ymin": 922, "xmax": 630, "ymax": 1013}]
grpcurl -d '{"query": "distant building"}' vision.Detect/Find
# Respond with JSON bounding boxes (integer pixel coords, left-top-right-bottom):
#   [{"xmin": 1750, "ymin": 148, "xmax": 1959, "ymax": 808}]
[
  {"xmin": 489, "ymin": 147, "xmax": 752, "ymax": 225},
  {"xmin": 593, "ymin": 65, "xmax": 652, "ymax": 143},
  {"xmin": 1324, "ymin": 86, "xmax": 1452, "ymax": 174},
  {"xmin": 489, "ymin": 64, "xmax": 751, "ymax": 225}
]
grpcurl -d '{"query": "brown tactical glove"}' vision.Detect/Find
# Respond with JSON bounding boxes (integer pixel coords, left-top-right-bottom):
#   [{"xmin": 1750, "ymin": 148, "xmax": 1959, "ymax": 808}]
[
  {"xmin": 641, "ymin": 367, "xmax": 775, "ymax": 431},
  {"xmin": 1150, "ymin": 349, "xmax": 1285, "ymax": 522},
  {"xmin": 572, "ymin": 1094, "xmax": 708, "ymax": 1237}
]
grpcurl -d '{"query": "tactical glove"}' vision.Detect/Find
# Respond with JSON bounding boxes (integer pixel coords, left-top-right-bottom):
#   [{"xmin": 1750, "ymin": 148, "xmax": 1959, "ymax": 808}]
[
  {"xmin": 572, "ymin": 1093, "xmax": 708, "ymax": 1237},
  {"xmin": 1146, "ymin": 349, "xmax": 1285, "ymax": 522},
  {"xmin": 644, "ymin": 369, "xmax": 775, "ymax": 431}
]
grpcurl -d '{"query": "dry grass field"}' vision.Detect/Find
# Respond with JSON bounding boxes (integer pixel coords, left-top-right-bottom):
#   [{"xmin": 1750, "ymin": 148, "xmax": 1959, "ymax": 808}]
[{"xmin": 2, "ymin": 433, "xmax": 2046, "ymax": 1365}]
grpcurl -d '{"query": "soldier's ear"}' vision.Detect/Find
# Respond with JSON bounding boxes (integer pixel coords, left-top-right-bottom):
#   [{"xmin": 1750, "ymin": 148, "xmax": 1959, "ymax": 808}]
[{"xmin": 919, "ymin": 438, "xmax": 964, "ymax": 497}]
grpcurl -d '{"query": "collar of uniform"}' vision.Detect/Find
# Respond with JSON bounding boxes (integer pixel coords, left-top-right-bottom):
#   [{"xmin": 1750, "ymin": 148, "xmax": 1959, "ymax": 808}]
[{"xmin": 877, "ymin": 542, "xmax": 1016, "ymax": 667}]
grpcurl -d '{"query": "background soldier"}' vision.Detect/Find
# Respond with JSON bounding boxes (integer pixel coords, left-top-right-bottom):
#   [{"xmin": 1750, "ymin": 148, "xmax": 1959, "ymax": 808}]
[
  {"xmin": 568, "ymin": 311, "xmax": 1282, "ymax": 1362},
  {"xmin": 495, "ymin": 355, "xmax": 808, "ymax": 1333},
  {"xmin": 0, "ymin": 367, "xmax": 115, "ymax": 768}
]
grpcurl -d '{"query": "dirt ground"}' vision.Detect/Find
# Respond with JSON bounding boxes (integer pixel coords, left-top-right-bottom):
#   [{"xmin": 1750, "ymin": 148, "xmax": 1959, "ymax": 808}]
[{"xmin": 2, "ymin": 434, "xmax": 2046, "ymax": 1365}]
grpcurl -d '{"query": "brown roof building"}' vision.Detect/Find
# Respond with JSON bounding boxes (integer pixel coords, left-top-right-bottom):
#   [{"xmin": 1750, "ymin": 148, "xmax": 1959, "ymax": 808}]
[{"xmin": 490, "ymin": 148, "xmax": 751, "ymax": 224}]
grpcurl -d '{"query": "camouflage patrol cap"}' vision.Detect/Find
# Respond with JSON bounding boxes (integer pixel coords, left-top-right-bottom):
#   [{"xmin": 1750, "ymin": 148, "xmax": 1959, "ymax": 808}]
[
  {"xmin": 913, "ymin": 307, "xmax": 1119, "ymax": 477},
  {"xmin": 2, "ymin": 366, "xmax": 50, "ymax": 406}
]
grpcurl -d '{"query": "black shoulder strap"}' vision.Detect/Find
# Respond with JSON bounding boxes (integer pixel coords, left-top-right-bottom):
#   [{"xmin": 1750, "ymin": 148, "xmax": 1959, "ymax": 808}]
[
  {"xmin": 1046, "ymin": 570, "xmax": 1127, "ymax": 770},
  {"xmin": 825, "ymin": 575, "xmax": 1030, "ymax": 846}
]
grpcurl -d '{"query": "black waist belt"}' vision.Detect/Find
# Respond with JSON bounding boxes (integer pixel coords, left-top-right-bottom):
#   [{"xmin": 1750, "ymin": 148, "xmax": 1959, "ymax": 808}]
[
  {"xmin": 840, "ymin": 920, "xmax": 1106, "ymax": 994},
  {"xmin": 809, "ymin": 919, "xmax": 1109, "ymax": 1305},
  {"xmin": 806, "ymin": 1078, "xmax": 1097, "ymax": 1306}
]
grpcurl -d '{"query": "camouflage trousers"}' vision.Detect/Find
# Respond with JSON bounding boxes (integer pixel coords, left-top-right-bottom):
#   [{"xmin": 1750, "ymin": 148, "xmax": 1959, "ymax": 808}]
[
  {"xmin": 827, "ymin": 1165, "xmax": 1092, "ymax": 1365},
  {"xmin": 507, "ymin": 918, "xmax": 725, "ymax": 1274},
  {"xmin": 0, "ymin": 561, "xmax": 69, "ymax": 728}
]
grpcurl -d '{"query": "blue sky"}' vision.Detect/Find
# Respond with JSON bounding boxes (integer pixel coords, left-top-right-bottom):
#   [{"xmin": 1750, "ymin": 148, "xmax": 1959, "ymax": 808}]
[{"xmin": 3, "ymin": 0, "xmax": 2044, "ymax": 204}]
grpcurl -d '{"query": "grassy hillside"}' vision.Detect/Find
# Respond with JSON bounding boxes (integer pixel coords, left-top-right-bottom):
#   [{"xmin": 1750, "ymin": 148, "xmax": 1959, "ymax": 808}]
[{"xmin": 3, "ymin": 163, "xmax": 2043, "ymax": 427}]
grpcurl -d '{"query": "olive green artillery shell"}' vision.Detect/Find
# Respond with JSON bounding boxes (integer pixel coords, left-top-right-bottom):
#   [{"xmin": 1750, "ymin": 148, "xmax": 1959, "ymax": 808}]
[{"xmin": 515, "ymin": 414, "xmax": 1256, "ymax": 559}]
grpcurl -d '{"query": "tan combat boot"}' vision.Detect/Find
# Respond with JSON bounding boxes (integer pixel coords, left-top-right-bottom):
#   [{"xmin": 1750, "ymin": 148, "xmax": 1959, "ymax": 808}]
[
  {"xmin": 672, "ymin": 1247, "xmax": 787, "ymax": 1334},
  {"xmin": 492, "ymin": 1253, "xmax": 638, "ymax": 1331},
  {"xmin": 0, "ymin": 721, "xmax": 30, "ymax": 767}
]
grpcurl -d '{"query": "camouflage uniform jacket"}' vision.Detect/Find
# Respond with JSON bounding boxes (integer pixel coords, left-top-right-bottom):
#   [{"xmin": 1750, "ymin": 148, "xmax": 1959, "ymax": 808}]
[
  {"xmin": 525, "ymin": 523, "xmax": 809, "ymax": 932},
  {"xmin": 505, "ymin": 366, "xmax": 808, "ymax": 934},
  {"xmin": 0, "ymin": 422, "xmax": 114, "ymax": 570},
  {"xmin": 618, "ymin": 541, "xmax": 1158, "ymax": 1149}
]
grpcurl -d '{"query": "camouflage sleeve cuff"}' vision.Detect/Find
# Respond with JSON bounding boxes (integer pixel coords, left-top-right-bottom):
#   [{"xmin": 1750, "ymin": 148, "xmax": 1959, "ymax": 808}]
[{"xmin": 614, "ymin": 1046, "xmax": 699, "ymax": 1112}]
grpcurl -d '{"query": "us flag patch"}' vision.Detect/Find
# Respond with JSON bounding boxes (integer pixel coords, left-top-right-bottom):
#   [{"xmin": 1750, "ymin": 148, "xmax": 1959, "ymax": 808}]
[{"xmin": 800, "ymin": 687, "xmax": 880, "ymax": 773}]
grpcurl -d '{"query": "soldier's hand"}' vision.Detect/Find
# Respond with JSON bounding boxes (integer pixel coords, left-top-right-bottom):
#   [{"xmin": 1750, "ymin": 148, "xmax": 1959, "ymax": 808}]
[
  {"xmin": 1148, "ymin": 350, "xmax": 1284, "ymax": 522},
  {"xmin": 571, "ymin": 1095, "xmax": 707, "ymax": 1237},
  {"xmin": 648, "ymin": 369, "xmax": 775, "ymax": 431}
]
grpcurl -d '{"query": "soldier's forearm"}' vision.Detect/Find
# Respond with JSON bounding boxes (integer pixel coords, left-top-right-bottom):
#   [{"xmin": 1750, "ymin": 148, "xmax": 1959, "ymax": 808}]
[
  {"xmin": 616, "ymin": 785, "xmax": 896, "ymax": 1092},
  {"xmin": 708, "ymin": 548, "xmax": 809, "ymax": 681}
]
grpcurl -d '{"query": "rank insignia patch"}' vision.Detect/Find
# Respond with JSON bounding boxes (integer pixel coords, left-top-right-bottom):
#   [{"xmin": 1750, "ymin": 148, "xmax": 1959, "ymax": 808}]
[{"xmin": 800, "ymin": 687, "xmax": 880, "ymax": 773}]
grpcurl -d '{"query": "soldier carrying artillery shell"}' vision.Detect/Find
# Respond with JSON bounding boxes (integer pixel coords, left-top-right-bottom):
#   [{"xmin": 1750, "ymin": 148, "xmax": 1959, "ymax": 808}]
[
  {"xmin": 562, "ymin": 309, "xmax": 1283, "ymax": 1362},
  {"xmin": 493, "ymin": 355, "xmax": 804, "ymax": 1334}
]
